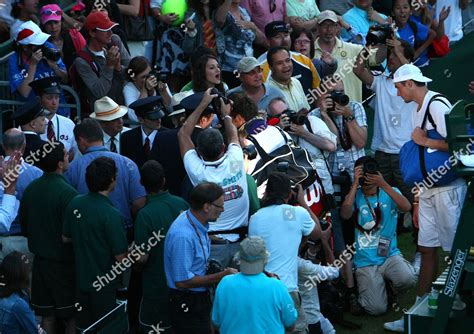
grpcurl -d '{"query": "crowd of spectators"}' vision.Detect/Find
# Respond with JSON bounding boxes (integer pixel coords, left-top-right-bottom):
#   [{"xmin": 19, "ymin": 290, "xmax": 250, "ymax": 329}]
[{"xmin": 0, "ymin": 0, "xmax": 473, "ymax": 333}]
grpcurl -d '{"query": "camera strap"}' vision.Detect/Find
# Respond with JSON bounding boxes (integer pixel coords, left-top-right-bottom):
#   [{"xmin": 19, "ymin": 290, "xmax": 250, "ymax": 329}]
[{"xmin": 186, "ymin": 211, "xmax": 209, "ymax": 262}]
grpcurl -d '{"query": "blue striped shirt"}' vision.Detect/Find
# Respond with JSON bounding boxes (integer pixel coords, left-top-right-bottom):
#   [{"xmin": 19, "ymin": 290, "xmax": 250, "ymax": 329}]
[
  {"xmin": 164, "ymin": 210, "xmax": 210, "ymax": 292},
  {"xmin": 64, "ymin": 146, "xmax": 146, "ymax": 229}
]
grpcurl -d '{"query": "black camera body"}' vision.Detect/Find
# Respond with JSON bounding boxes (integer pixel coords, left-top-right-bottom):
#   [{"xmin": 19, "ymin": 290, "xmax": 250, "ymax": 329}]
[
  {"xmin": 285, "ymin": 109, "xmax": 306, "ymax": 126},
  {"xmin": 242, "ymin": 144, "xmax": 257, "ymax": 160},
  {"xmin": 359, "ymin": 158, "xmax": 380, "ymax": 186},
  {"xmin": 41, "ymin": 46, "xmax": 61, "ymax": 62},
  {"xmin": 366, "ymin": 24, "xmax": 394, "ymax": 46},
  {"xmin": 328, "ymin": 91, "xmax": 350, "ymax": 112},
  {"xmin": 147, "ymin": 70, "xmax": 168, "ymax": 83}
]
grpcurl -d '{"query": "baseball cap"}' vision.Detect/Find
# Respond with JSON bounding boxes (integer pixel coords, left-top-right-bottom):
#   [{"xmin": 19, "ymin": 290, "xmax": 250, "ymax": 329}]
[
  {"xmin": 235, "ymin": 237, "xmax": 269, "ymax": 275},
  {"xmin": 84, "ymin": 11, "xmax": 118, "ymax": 32},
  {"xmin": 265, "ymin": 21, "xmax": 290, "ymax": 38},
  {"xmin": 317, "ymin": 10, "xmax": 338, "ymax": 24},
  {"xmin": 236, "ymin": 57, "xmax": 261, "ymax": 74},
  {"xmin": 40, "ymin": 4, "xmax": 63, "ymax": 25},
  {"xmin": 15, "ymin": 21, "xmax": 50, "ymax": 45},
  {"xmin": 393, "ymin": 64, "xmax": 432, "ymax": 83}
]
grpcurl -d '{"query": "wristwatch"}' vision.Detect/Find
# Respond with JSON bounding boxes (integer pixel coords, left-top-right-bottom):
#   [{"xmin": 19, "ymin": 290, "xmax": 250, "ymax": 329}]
[{"xmin": 344, "ymin": 115, "xmax": 355, "ymax": 122}]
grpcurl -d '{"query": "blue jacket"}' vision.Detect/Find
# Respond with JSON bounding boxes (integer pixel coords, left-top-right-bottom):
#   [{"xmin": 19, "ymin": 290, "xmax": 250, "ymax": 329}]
[{"xmin": 0, "ymin": 291, "xmax": 38, "ymax": 333}]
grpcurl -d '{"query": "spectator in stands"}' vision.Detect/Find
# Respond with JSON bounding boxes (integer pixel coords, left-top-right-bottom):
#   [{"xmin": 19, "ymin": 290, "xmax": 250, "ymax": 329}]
[
  {"xmin": 340, "ymin": 156, "xmax": 416, "ymax": 315},
  {"xmin": 178, "ymin": 89, "xmax": 249, "ymax": 268},
  {"xmin": 0, "ymin": 0, "xmax": 15, "ymax": 42},
  {"xmin": 20, "ymin": 142, "xmax": 76, "ymax": 333},
  {"xmin": 435, "ymin": 0, "xmax": 467, "ymax": 43},
  {"xmin": 122, "ymin": 96, "xmax": 167, "ymax": 169},
  {"xmin": 10, "ymin": 21, "xmax": 69, "ymax": 102},
  {"xmin": 191, "ymin": 54, "xmax": 226, "ymax": 93},
  {"xmin": 342, "ymin": 0, "xmax": 390, "ymax": 39},
  {"xmin": 0, "ymin": 130, "xmax": 42, "ymax": 263},
  {"xmin": 74, "ymin": 11, "xmax": 130, "ymax": 112},
  {"xmin": 164, "ymin": 182, "xmax": 237, "ymax": 334},
  {"xmin": 115, "ymin": 0, "xmax": 147, "ymax": 57},
  {"xmin": 290, "ymin": 28, "xmax": 338, "ymax": 79},
  {"xmin": 123, "ymin": 56, "xmax": 171, "ymax": 122},
  {"xmin": 65, "ymin": 119, "xmax": 146, "ymax": 238},
  {"xmin": 258, "ymin": 21, "xmax": 321, "ymax": 97},
  {"xmin": 214, "ymin": 0, "xmax": 266, "ymax": 89},
  {"xmin": 212, "ymin": 236, "xmax": 298, "ymax": 333},
  {"xmin": 30, "ymin": 76, "xmax": 77, "ymax": 160},
  {"xmin": 314, "ymin": 10, "xmax": 368, "ymax": 102},
  {"xmin": 286, "ymin": 0, "xmax": 320, "ymax": 31},
  {"xmin": 267, "ymin": 46, "xmax": 311, "ymax": 112},
  {"xmin": 249, "ymin": 172, "xmax": 322, "ymax": 333},
  {"xmin": 63, "ymin": 157, "xmax": 129, "ymax": 332},
  {"xmin": 10, "ymin": 98, "xmax": 49, "ymax": 169},
  {"xmin": 90, "ymin": 96, "xmax": 130, "ymax": 154},
  {"xmin": 227, "ymin": 57, "xmax": 284, "ymax": 112},
  {"xmin": 135, "ymin": 160, "xmax": 189, "ymax": 334},
  {"xmin": 39, "ymin": 4, "xmax": 87, "ymax": 70},
  {"xmin": 0, "ymin": 251, "xmax": 44, "ymax": 333},
  {"xmin": 10, "ymin": 0, "xmax": 39, "ymax": 40},
  {"xmin": 241, "ymin": 0, "xmax": 286, "ymax": 37},
  {"xmin": 318, "ymin": 0, "xmax": 351, "ymax": 15},
  {"xmin": 385, "ymin": 64, "xmax": 468, "ymax": 332},
  {"xmin": 392, "ymin": 0, "xmax": 435, "ymax": 67}
]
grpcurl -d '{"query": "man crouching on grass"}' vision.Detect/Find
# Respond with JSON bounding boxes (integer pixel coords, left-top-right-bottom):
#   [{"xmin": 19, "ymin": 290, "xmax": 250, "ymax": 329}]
[{"xmin": 340, "ymin": 156, "xmax": 416, "ymax": 315}]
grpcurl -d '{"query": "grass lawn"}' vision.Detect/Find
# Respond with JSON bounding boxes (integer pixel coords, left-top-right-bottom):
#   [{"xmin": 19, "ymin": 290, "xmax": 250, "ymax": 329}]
[{"xmin": 334, "ymin": 232, "xmax": 450, "ymax": 334}]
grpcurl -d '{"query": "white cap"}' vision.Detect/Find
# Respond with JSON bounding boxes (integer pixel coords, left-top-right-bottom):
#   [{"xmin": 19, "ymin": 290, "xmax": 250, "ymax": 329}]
[
  {"xmin": 15, "ymin": 21, "xmax": 51, "ymax": 45},
  {"xmin": 393, "ymin": 63, "xmax": 432, "ymax": 83},
  {"xmin": 168, "ymin": 91, "xmax": 191, "ymax": 117}
]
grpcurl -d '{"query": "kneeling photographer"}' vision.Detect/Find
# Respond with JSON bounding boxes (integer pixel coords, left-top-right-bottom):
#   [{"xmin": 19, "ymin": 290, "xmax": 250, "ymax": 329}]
[{"xmin": 340, "ymin": 156, "xmax": 416, "ymax": 316}]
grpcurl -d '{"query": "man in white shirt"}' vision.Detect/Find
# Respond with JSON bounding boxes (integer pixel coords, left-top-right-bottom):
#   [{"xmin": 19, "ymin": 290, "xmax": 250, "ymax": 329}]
[
  {"xmin": 385, "ymin": 64, "xmax": 467, "ymax": 332},
  {"xmin": 178, "ymin": 89, "xmax": 250, "ymax": 268},
  {"xmin": 267, "ymin": 46, "xmax": 311, "ymax": 112},
  {"xmin": 90, "ymin": 96, "xmax": 130, "ymax": 154},
  {"xmin": 30, "ymin": 76, "xmax": 77, "ymax": 161}
]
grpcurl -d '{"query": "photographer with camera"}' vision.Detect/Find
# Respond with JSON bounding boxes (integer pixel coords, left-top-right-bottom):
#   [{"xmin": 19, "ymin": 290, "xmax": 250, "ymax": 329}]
[
  {"xmin": 342, "ymin": 0, "xmax": 391, "ymax": 39},
  {"xmin": 178, "ymin": 88, "xmax": 250, "ymax": 269},
  {"xmin": 10, "ymin": 21, "xmax": 68, "ymax": 104},
  {"xmin": 340, "ymin": 156, "xmax": 416, "ymax": 315}
]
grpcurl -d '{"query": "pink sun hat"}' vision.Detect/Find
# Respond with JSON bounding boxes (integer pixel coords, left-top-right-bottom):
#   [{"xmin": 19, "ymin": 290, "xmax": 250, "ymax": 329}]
[{"xmin": 40, "ymin": 4, "xmax": 63, "ymax": 25}]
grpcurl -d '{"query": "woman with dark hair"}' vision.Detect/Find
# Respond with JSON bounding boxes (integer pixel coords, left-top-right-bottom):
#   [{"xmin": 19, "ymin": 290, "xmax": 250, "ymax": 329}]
[
  {"xmin": 39, "ymin": 4, "xmax": 86, "ymax": 71},
  {"xmin": 291, "ymin": 28, "xmax": 337, "ymax": 79},
  {"xmin": 0, "ymin": 252, "xmax": 43, "ymax": 333},
  {"xmin": 191, "ymin": 54, "xmax": 225, "ymax": 93},
  {"xmin": 123, "ymin": 56, "xmax": 171, "ymax": 121}
]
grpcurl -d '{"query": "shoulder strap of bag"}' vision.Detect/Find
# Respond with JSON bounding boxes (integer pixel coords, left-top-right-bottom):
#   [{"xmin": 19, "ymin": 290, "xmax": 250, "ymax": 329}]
[
  {"xmin": 246, "ymin": 126, "xmax": 289, "ymax": 159},
  {"xmin": 420, "ymin": 93, "xmax": 450, "ymax": 131},
  {"xmin": 76, "ymin": 50, "xmax": 100, "ymax": 76}
]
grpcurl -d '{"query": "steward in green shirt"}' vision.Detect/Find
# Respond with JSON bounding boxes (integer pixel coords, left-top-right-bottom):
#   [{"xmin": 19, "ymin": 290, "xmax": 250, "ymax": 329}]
[
  {"xmin": 135, "ymin": 161, "xmax": 189, "ymax": 333},
  {"xmin": 19, "ymin": 142, "xmax": 77, "ymax": 330},
  {"xmin": 63, "ymin": 156, "xmax": 128, "ymax": 332}
]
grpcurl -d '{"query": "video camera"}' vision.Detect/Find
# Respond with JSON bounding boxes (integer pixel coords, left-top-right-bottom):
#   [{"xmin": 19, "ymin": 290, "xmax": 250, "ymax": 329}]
[{"xmin": 366, "ymin": 24, "xmax": 395, "ymax": 46}]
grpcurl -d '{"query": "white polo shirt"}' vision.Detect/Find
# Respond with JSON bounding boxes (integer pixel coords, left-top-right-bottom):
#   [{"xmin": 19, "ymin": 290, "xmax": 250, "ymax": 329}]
[{"xmin": 40, "ymin": 114, "xmax": 76, "ymax": 152}]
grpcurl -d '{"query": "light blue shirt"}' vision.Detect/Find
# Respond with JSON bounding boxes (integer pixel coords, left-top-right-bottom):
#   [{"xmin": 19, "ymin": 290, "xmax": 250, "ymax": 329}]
[
  {"xmin": 228, "ymin": 83, "xmax": 285, "ymax": 111},
  {"xmin": 353, "ymin": 187, "xmax": 401, "ymax": 269},
  {"xmin": 64, "ymin": 146, "xmax": 145, "ymax": 229},
  {"xmin": 0, "ymin": 291, "xmax": 39, "ymax": 333},
  {"xmin": 164, "ymin": 210, "xmax": 210, "ymax": 292},
  {"xmin": 0, "ymin": 159, "xmax": 42, "ymax": 235},
  {"xmin": 249, "ymin": 205, "xmax": 315, "ymax": 291},
  {"xmin": 342, "ymin": 7, "xmax": 388, "ymax": 39},
  {"xmin": 212, "ymin": 273, "xmax": 297, "ymax": 333}
]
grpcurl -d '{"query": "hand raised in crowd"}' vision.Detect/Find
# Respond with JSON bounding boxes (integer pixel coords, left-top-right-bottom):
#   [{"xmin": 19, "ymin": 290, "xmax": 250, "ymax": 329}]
[
  {"xmin": 318, "ymin": 94, "xmax": 333, "ymax": 114},
  {"xmin": 105, "ymin": 45, "xmax": 120, "ymax": 69},
  {"xmin": 332, "ymin": 102, "xmax": 352, "ymax": 118},
  {"xmin": 30, "ymin": 48, "xmax": 43, "ymax": 66},
  {"xmin": 201, "ymin": 88, "xmax": 219, "ymax": 108},
  {"xmin": 294, "ymin": 184, "xmax": 307, "ymax": 207},
  {"xmin": 412, "ymin": 127, "xmax": 428, "ymax": 146},
  {"xmin": 160, "ymin": 13, "xmax": 179, "ymax": 25},
  {"xmin": 320, "ymin": 51, "xmax": 336, "ymax": 65},
  {"xmin": 278, "ymin": 113, "xmax": 291, "ymax": 129},
  {"xmin": 364, "ymin": 171, "xmax": 387, "ymax": 188},
  {"xmin": 1, "ymin": 151, "xmax": 22, "ymax": 195},
  {"xmin": 439, "ymin": 6, "xmax": 451, "ymax": 23},
  {"xmin": 367, "ymin": 7, "xmax": 384, "ymax": 23},
  {"xmin": 145, "ymin": 74, "xmax": 158, "ymax": 92},
  {"xmin": 220, "ymin": 97, "xmax": 232, "ymax": 117},
  {"xmin": 353, "ymin": 165, "xmax": 363, "ymax": 186}
]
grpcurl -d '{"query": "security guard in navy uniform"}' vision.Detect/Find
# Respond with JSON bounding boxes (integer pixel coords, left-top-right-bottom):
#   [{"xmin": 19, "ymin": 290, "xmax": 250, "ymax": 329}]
[
  {"xmin": 121, "ymin": 96, "xmax": 166, "ymax": 169},
  {"xmin": 11, "ymin": 98, "xmax": 49, "ymax": 169},
  {"xmin": 29, "ymin": 76, "xmax": 77, "ymax": 161}
]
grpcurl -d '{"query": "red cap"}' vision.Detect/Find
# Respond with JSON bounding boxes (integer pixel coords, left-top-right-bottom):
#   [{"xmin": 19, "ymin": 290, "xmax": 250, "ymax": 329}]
[{"xmin": 84, "ymin": 11, "xmax": 118, "ymax": 31}]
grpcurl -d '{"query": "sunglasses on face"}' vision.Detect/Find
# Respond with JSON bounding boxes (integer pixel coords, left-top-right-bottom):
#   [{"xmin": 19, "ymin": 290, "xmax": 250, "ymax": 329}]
[{"xmin": 41, "ymin": 9, "xmax": 63, "ymax": 16}]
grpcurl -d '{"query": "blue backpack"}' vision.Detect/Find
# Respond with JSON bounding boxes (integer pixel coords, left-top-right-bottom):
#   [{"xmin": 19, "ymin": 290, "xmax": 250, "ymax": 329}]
[{"xmin": 399, "ymin": 94, "xmax": 458, "ymax": 188}]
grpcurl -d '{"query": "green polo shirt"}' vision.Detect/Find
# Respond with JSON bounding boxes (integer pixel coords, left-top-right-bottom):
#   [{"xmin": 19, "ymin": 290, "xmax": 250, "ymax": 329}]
[
  {"xmin": 20, "ymin": 173, "xmax": 78, "ymax": 263},
  {"xmin": 63, "ymin": 192, "xmax": 128, "ymax": 292},
  {"xmin": 135, "ymin": 191, "xmax": 189, "ymax": 298}
]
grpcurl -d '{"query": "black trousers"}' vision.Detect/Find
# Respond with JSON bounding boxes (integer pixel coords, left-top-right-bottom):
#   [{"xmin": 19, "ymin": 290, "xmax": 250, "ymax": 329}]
[{"xmin": 169, "ymin": 289, "xmax": 211, "ymax": 334}]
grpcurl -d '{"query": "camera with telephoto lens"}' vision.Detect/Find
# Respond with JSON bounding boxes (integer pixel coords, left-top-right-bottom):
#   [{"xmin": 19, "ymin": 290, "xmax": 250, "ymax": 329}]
[
  {"xmin": 359, "ymin": 158, "xmax": 380, "ymax": 186},
  {"xmin": 285, "ymin": 109, "xmax": 306, "ymax": 126},
  {"xmin": 328, "ymin": 91, "xmax": 350, "ymax": 112},
  {"xmin": 41, "ymin": 45, "xmax": 61, "ymax": 62},
  {"xmin": 366, "ymin": 24, "xmax": 395, "ymax": 46}
]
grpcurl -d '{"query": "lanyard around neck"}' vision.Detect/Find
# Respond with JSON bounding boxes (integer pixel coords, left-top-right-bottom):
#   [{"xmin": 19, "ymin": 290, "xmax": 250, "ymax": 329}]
[{"xmin": 185, "ymin": 211, "xmax": 209, "ymax": 259}]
